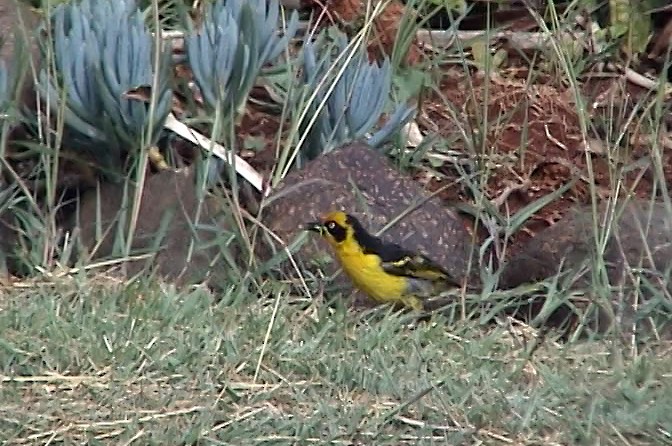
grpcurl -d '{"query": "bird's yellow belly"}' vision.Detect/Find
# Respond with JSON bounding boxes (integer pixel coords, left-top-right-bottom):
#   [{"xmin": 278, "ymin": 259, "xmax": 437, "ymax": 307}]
[{"xmin": 337, "ymin": 252, "xmax": 407, "ymax": 302}]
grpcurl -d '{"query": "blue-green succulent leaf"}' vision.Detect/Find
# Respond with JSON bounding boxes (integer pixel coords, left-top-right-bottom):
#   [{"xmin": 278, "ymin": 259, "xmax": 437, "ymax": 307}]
[
  {"xmin": 185, "ymin": 0, "xmax": 297, "ymax": 118},
  {"xmin": 367, "ymin": 105, "xmax": 416, "ymax": 148},
  {"xmin": 0, "ymin": 62, "xmax": 10, "ymax": 113},
  {"xmin": 38, "ymin": 0, "xmax": 172, "ymax": 168},
  {"xmin": 295, "ymin": 29, "xmax": 413, "ymax": 162}
]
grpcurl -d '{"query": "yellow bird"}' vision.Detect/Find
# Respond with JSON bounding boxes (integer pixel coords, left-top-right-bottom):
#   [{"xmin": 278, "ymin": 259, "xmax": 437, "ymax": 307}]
[{"xmin": 305, "ymin": 211, "xmax": 460, "ymax": 310}]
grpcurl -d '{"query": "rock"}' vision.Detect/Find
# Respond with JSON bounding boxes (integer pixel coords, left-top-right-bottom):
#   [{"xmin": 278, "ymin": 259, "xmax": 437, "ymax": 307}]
[
  {"xmin": 261, "ymin": 142, "xmax": 478, "ymax": 303},
  {"xmin": 500, "ymin": 199, "xmax": 672, "ymax": 339},
  {"xmin": 71, "ymin": 168, "xmax": 231, "ymax": 285}
]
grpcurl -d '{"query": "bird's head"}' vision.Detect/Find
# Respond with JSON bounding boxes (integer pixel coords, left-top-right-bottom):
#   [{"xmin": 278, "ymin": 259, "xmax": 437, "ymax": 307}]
[{"xmin": 305, "ymin": 211, "xmax": 353, "ymax": 248}]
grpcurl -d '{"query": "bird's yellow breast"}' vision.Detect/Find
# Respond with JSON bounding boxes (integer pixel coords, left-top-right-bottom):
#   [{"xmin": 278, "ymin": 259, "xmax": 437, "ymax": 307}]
[{"xmin": 332, "ymin": 242, "xmax": 408, "ymax": 302}]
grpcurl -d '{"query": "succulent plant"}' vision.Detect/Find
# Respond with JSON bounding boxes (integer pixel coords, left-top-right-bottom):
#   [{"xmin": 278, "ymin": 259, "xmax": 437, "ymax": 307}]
[
  {"xmin": 297, "ymin": 30, "xmax": 415, "ymax": 164},
  {"xmin": 0, "ymin": 60, "xmax": 23, "ymax": 124},
  {"xmin": 185, "ymin": 0, "xmax": 299, "ymax": 118},
  {"xmin": 38, "ymin": 0, "xmax": 172, "ymax": 169},
  {"xmin": 0, "ymin": 61, "xmax": 9, "ymax": 116}
]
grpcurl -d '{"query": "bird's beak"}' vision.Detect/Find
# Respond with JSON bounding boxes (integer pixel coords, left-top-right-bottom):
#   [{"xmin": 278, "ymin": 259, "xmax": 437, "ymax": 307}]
[{"xmin": 304, "ymin": 221, "xmax": 325, "ymax": 235}]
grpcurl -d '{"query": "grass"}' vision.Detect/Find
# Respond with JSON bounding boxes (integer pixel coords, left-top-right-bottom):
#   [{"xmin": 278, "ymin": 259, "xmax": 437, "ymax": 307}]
[{"xmin": 0, "ymin": 277, "xmax": 671, "ymax": 444}]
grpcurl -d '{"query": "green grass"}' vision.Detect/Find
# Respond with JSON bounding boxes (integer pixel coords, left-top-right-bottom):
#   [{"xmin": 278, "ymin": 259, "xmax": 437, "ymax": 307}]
[{"xmin": 0, "ymin": 278, "xmax": 670, "ymax": 445}]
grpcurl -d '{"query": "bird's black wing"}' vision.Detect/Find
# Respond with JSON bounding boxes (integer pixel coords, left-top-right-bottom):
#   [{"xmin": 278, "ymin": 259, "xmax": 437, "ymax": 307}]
[
  {"xmin": 380, "ymin": 250, "xmax": 456, "ymax": 282},
  {"xmin": 347, "ymin": 214, "xmax": 459, "ymax": 284}
]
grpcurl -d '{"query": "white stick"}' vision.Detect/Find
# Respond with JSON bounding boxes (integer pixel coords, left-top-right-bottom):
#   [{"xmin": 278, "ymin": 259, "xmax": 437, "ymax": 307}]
[{"xmin": 164, "ymin": 113, "xmax": 268, "ymax": 196}]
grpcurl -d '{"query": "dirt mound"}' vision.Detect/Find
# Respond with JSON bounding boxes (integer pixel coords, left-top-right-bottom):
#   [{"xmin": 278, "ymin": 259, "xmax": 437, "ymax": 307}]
[
  {"xmin": 71, "ymin": 168, "xmax": 231, "ymax": 286},
  {"xmin": 424, "ymin": 70, "xmax": 672, "ymax": 253},
  {"xmin": 500, "ymin": 199, "xmax": 672, "ymax": 339}
]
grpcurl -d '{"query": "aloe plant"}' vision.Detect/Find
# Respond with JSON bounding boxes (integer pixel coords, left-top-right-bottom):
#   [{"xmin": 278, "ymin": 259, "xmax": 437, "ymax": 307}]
[
  {"xmin": 297, "ymin": 30, "xmax": 415, "ymax": 164},
  {"xmin": 185, "ymin": 0, "xmax": 299, "ymax": 118},
  {"xmin": 38, "ymin": 0, "xmax": 172, "ymax": 169}
]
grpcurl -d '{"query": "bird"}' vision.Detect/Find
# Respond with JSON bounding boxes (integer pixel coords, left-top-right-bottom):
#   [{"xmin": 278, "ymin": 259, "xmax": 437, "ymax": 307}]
[{"xmin": 305, "ymin": 211, "xmax": 461, "ymax": 311}]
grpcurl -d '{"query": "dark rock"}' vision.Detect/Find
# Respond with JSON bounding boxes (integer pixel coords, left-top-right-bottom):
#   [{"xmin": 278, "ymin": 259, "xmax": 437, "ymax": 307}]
[
  {"xmin": 72, "ymin": 168, "xmax": 232, "ymax": 285},
  {"xmin": 261, "ymin": 142, "xmax": 478, "ymax": 302},
  {"xmin": 500, "ymin": 199, "xmax": 672, "ymax": 339}
]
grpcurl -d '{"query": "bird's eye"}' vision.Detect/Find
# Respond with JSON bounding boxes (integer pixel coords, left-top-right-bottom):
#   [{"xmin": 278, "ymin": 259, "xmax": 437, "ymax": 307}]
[{"xmin": 323, "ymin": 220, "xmax": 346, "ymax": 242}]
